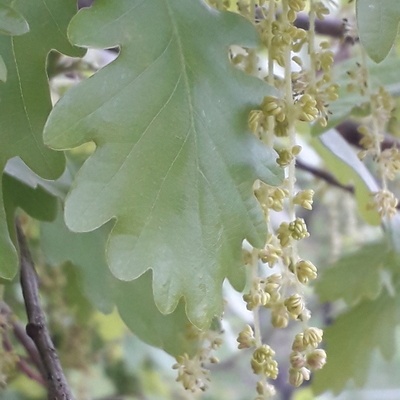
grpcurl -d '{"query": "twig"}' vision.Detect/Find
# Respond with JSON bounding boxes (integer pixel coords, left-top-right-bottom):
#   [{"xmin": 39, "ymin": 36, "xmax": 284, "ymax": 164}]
[
  {"xmin": 296, "ymin": 159, "xmax": 355, "ymax": 193},
  {"xmin": 296, "ymin": 158, "xmax": 400, "ymax": 210},
  {"xmin": 294, "ymin": 12, "xmax": 346, "ymax": 38},
  {"xmin": 16, "ymin": 220, "xmax": 74, "ymax": 400}
]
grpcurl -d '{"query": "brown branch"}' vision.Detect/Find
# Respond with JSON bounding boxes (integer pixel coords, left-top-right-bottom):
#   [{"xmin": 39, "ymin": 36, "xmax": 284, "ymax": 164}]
[
  {"xmin": 296, "ymin": 159, "xmax": 355, "ymax": 194},
  {"xmin": 16, "ymin": 220, "xmax": 74, "ymax": 400},
  {"xmin": 296, "ymin": 158, "xmax": 400, "ymax": 210},
  {"xmin": 294, "ymin": 12, "xmax": 346, "ymax": 38}
]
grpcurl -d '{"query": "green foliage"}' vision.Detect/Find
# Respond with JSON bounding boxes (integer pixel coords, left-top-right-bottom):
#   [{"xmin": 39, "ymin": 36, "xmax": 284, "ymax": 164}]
[
  {"xmin": 116, "ymin": 273, "xmax": 199, "ymax": 357},
  {"xmin": 0, "ymin": 3, "xmax": 29, "ymax": 36},
  {"xmin": 356, "ymin": 0, "xmax": 400, "ymax": 63},
  {"xmin": 0, "ymin": 0, "xmax": 84, "ymax": 279},
  {"xmin": 313, "ymin": 276, "xmax": 400, "ymax": 394},
  {"xmin": 314, "ymin": 243, "xmax": 400, "ymax": 394},
  {"xmin": 41, "ymin": 207, "xmax": 199, "ymax": 357},
  {"xmin": 41, "ymin": 207, "xmax": 115, "ymax": 314},
  {"xmin": 3, "ymin": 174, "xmax": 58, "ymax": 223},
  {"xmin": 44, "ymin": 0, "xmax": 283, "ymax": 328},
  {"xmin": 315, "ymin": 242, "xmax": 387, "ymax": 305}
]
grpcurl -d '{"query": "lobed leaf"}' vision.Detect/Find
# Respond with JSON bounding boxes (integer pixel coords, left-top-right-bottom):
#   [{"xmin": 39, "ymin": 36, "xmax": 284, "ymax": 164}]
[
  {"xmin": 44, "ymin": 0, "xmax": 283, "ymax": 327},
  {"xmin": 356, "ymin": 0, "xmax": 400, "ymax": 63},
  {"xmin": 0, "ymin": 0, "xmax": 84, "ymax": 278},
  {"xmin": 116, "ymin": 271, "xmax": 200, "ymax": 357},
  {"xmin": 41, "ymin": 209, "xmax": 200, "ymax": 356}
]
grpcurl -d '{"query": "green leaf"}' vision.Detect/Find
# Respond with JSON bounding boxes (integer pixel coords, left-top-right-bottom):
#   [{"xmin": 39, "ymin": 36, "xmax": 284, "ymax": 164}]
[
  {"xmin": 60, "ymin": 261, "xmax": 94, "ymax": 323},
  {"xmin": 0, "ymin": 0, "xmax": 84, "ymax": 279},
  {"xmin": 41, "ymin": 208, "xmax": 199, "ymax": 356},
  {"xmin": 4, "ymin": 157, "xmax": 73, "ymax": 200},
  {"xmin": 312, "ymin": 57, "xmax": 400, "ymax": 135},
  {"xmin": 3, "ymin": 173, "xmax": 58, "ymax": 223},
  {"xmin": 356, "ymin": 0, "xmax": 400, "ymax": 63},
  {"xmin": 0, "ymin": 3, "xmax": 29, "ymax": 36},
  {"xmin": 44, "ymin": 0, "xmax": 283, "ymax": 327},
  {"xmin": 315, "ymin": 242, "xmax": 388, "ymax": 305},
  {"xmin": 313, "ymin": 130, "xmax": 380, "ymax": 225},
  {"xmin": 116, "ymin": 271, "xmax": 199, "ymax": 357},
  {"xmin": 313, "ymin": 283, "xmax": 400, "ymax": 394},
  {"xmin": 41, "ymin": 208, "xmax": 115, "ymax": 314}
]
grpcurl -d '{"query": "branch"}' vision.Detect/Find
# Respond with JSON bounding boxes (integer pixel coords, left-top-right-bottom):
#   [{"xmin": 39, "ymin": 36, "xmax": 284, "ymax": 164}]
[
  {"xmin": 294, "ymin": 12, "xmax": 346, "ymax": 39},
  {"xmin": 296, "ymin": 159, "xmax": 354, "ymax": 194},
  {"xmin": 296, "ymin": 158, "xmax": 400, "ymax": 209},
  {"xmin": 16, "ymin": 220, "xmax": 74, "ymax": 400}
]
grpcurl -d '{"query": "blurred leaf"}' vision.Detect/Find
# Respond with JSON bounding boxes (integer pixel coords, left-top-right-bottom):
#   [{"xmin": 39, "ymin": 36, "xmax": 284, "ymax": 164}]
[
  {"xmin": 4, "ymin": 157, "xmax": 73, "ymax": 200},
  {"xmin": 0, "ymin": 3, "xmax": 29, "ymax": 36},
  {"xmin": 356, "ymin": 0, "xmax": 400, "ymax": 63},
  {"xmin": 313, "ymin": 130, "xmax": 380, "ymax": 225},
  {"xmin": 0, "ymin": 54, "xmax": 6, "ymax": 81},
  {"xmin": 0, "ymin": 0, "xmax": 84, "ymax": 279},
  {"xmin": 313, "ymin": 279, "xmax": 400, "ymax": 394},
  {"xmin": 44, "ymin": 0, "xmax": 283, "ymax": 328},
  {"xmin": 8, "ymin": 374, "xmax": 45, "ymax": 399},
  {"xmin": 93, "ymin": 309, "xmax": 127, "ymax": 342},
  {"xmin": 312, "ymin": 57, "xmax": 400, "ymax": 135},
  {"xmin": 41, "ymin": 207, "xmax": 115, "ymax": 314},
  {"xmin": 3, "ymin": 173, "xmax": 58, "ymax": 223},
  {"xmin": 62, "ymin": 262, "xmax": 93, "ymax": 322},
  {"xmin": 315, "ymin": 242, "xmax": 388, "ymax": 305},
  {"xmin": 68, "ymin": 365, "xmax": 115, "ymax": 399}
]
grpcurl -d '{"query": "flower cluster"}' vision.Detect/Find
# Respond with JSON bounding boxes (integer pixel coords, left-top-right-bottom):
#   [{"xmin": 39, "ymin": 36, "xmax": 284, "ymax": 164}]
[
  {"xmin": 173, "ymin": 327, "xmax": 223, "ymax": 393},
  {"xmin": 236, "ymin": 325, "xmax": 278, "ymax": 399},
  {"xmin": 206, "ymin": 1, "xmax": 331, "ymax": 397},
  {"xmin": 237, "ymin": 1, "xmax": 331, "ymax": 397},
  {"xmin": 289, "ymin": 328, "xmax": 327, "ymax": 386},
  {"xmin": 349, "ymin": 61, "xmax": 398, "ymax": 218}
]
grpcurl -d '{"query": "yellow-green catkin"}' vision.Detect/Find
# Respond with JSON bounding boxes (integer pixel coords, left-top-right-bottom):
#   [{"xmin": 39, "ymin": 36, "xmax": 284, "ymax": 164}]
[
  {"xmin": 237, "ymin": 1, "xmax": 332, "ymax": 398},
  {"xmin": 348, "ymin": 50, "xmax": 398, "ymax": 219}
]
